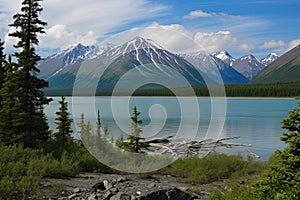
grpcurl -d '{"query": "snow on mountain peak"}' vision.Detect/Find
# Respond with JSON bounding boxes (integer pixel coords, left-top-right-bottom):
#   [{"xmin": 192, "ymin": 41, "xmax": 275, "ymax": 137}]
[
  {"xmin": 106, "ymin": 36, "xmax": 165, "ymax": 58},
  {"xmin": 261, "ymin": 52, "xmax": 280, "ymax": 66},
  {"xmin": 127, "ymin": 36, "xmax": 163, "ymax": 51},
  {"xmin": 212, "ymin": 51, "xmax": 234, "ymax": 61}
]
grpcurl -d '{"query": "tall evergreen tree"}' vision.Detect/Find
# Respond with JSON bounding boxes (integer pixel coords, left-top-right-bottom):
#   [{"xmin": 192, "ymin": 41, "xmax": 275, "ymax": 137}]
[
  {"xmin": 127, "ymin": 106, "xmax": 148, "ymax": 153},
  {"xmin": 54, "ymin": 96, "xmax": 73, "ymax": 142},
  {"xmin": 0, "ymin": 0, "xmax": 51, "ymax": 148}
]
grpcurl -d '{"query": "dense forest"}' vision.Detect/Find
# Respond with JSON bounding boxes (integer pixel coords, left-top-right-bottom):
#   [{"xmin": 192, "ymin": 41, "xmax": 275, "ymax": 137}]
[
  {"xmin": 131, "ymin": 82, "xmax": 300, "ymax": 97},
  {"xmin": 44, "ymin": 82, "xmax": 300, "ymax": 97}
]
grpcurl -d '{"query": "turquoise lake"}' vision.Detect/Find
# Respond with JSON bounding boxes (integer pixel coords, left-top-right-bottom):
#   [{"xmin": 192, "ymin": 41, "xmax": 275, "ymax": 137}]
[{"xmin": 45, "ymin": 97, "xmax": 298, "ymax": 160}]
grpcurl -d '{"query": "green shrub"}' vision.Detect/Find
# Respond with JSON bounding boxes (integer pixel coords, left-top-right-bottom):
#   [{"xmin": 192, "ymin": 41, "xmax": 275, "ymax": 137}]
[
  {"xmin": 0, "ymin": 176, "xmax": 14, "ymax": 200},
  {"xmin": 0, "ymin": 144, "xmax": 83, "ymax": 199},
  {"xmin": 166, "ymin": 154, "xmax": 263, "ymax": 184}
]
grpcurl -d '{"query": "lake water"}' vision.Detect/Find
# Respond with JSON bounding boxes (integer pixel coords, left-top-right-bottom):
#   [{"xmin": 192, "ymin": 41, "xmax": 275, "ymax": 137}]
[{"xmin": 45, "ymin": 97, "xmax": 297, "ymax": 160}]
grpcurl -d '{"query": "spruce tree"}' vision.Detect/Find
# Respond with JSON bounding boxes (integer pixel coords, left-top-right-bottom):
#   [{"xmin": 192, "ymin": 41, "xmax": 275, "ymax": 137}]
[
  {"xmin": 0, "ymin": 0, "xmax": 51, "ymax": 148},
  {"xmin": 54, "ymin": 96, "xmax": 73, "ymax": 142}
]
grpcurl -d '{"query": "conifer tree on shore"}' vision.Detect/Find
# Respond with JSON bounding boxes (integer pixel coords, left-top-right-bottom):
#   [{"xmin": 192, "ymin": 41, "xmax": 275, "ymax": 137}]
[{"xmin": 54, "ymin": 96, "xmax": 73, "ymax": 142}]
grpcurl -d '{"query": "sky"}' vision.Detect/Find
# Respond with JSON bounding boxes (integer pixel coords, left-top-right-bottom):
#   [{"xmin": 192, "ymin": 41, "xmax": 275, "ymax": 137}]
[{"xmin": 0, "ymin": 0, "xmax": 300, "ymax": 58}]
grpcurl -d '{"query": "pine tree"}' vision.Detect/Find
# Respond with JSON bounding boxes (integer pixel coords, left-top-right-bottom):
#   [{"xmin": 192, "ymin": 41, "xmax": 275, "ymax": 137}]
[
  {"xmin": 54, "ymin": 96, "xmax": 73, "ymax": 142},
  {"xmin": 0, "ymin": 0, "xmax": 51, "ymax": 148},
  {"xmin": 127, "ymin": 106, "xmax": 148, "ymax": 153}
]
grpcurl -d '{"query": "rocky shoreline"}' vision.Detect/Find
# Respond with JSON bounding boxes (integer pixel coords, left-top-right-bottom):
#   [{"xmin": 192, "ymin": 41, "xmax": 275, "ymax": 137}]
[{"xmin": 37, "ymin": 173, "xmax": 215, "ymax": 200}]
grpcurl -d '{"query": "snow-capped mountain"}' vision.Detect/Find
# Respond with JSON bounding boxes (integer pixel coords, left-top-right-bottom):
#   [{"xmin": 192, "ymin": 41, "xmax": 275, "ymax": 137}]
[
  {"xmin": 47, "ymin": 43, "xmax": 99, "ymax": 65},
  {"xmin": 182, "ymin": 53, "xmax": 248, "ymax": 84},
  {"xmin": 38, "ymin": 43, "xmax": 116, "ymax": 81},
  {"xmin": 260, "ymin": 52, "xmax": 280, "ymax": 66},
  {"xmin": 97, "ymin": 36, "xmax": 207, "ymax": 91},
  {"xmin": 231, "ymin": 54, "xmax": 266, "ymax": 80},
  {"xmin": 97, "ymin": 43, "xmax": 117, "ymax": 56},
  {"xmin": 211, "ymin": 51, "xmax": 236, "ymax": 67}
]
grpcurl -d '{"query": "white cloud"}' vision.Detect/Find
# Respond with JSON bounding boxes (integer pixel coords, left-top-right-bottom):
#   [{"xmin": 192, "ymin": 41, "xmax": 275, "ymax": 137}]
[
  {"xmin": 261, "ymin": 40, "xmax": 285, "ymax": 49},
  {"xmin": 193, "ymin": 31, "xmax": 239, "ymax": 53},
  {"xmin": 183, "ymin": 10, "xmax": 241, "ymax": 20},
  {"xmin": 287, "ymin": 39, "xmax": 300, "ymax": 51},
  {"xmin": 0, "ymin": 0, "xmax": 167, "ymax": 51},
  {"xmin": 239, "ymin": 43, "xmax": 255, "ymax": 52},
  {"xmin": 183, "ymin": 10, "xmax": 213, "ymax": 19},
  {"xmin": 102, "ymin": 23, "xmax": 254, "ymax": 54},
  {"xmin": 39, "ymin": 24, "xmax": 98, "ymax": 49}
]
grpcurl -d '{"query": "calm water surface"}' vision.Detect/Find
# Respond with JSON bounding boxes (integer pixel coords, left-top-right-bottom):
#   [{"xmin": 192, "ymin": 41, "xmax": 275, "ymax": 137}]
[{"xmin": 45, "ymin": 97, "xmax": 297, "ymax": 160}]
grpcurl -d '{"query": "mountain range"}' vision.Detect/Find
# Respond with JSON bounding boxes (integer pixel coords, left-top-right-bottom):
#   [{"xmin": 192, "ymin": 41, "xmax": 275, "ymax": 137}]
[
  {"xmin": 38, "ymin": 36, "xmax": 281, "ymax": 93},
  {"xmin": 252, "ymin": 44, "xmax": 300, "ymax": 84}
]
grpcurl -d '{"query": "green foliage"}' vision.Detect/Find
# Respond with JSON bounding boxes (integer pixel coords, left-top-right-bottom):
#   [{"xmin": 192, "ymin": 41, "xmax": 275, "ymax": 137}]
[
  {"xmin": 207, "ymin": 182, "xmax": 259, "ymax": 200},
  {"xmin": 166, "ymin": 154, "xmax": 263, "ymax": 185},
  {"xmin": 0, "ymin": 144, "xmax": 74, "ymax": 199},
  {"xmin": 49, "ymin": 180, "xmax": 65, "ymax": 197},
  {"xmin": 254, "ymin": 97, "xmax": 300, "ymax": 199},
  {"xmin": 54, "ymin": 96, "xmax": 73, "ymax": 142}
]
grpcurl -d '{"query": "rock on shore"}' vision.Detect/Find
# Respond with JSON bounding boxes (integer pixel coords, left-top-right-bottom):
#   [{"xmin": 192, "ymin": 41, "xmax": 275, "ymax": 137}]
[{"xmin": 40, "ymin": 173, "xmax": 206, "ymax": 200}]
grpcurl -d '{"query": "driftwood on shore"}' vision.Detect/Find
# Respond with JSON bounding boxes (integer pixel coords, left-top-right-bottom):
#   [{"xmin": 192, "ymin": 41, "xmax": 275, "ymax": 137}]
[{"xmin": 142, "ymin": 136, "xmax": 259, "ymax": 159}]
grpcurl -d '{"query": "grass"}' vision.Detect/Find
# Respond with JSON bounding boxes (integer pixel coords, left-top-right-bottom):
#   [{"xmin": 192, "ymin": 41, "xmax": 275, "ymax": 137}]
[
  {"xmin": 0, "ymin": 143, "xmax": 265, "ymax": 199},
  {"xmin": 164, "ymin": 154, "xmax": 264, "ymax": 185},
  {"xmin": 0, "ymin": 141, "xmax": 114, "ymax": 199}
]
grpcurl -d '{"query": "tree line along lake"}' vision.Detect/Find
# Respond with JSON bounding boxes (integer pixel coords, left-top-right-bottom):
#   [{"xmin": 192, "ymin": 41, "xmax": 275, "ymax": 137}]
[{"xmin": 45, "ymin": 96, "xmax": 298, "ymax": 161}]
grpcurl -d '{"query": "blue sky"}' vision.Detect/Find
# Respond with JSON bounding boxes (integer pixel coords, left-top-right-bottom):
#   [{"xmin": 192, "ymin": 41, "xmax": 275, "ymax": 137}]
[{"xmin": 0, "ymin": 0, "xmax": 299, "ymax": 58}]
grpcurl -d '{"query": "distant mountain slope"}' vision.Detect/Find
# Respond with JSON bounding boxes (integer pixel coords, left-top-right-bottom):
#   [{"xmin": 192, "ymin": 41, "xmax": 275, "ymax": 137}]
[
  {"xmin": 38, "ymin": 43, "xmax": 116, "ymax": 89},
  {"xmin": 231, "ymin": 55, "xmax": 266, "ymax": 80},
  {"xmin": 211, "ymin": 51, "xmax": 270, "ymax": 80},
  {"xmin": 252, "ymin": 45, "xmax": 300, "ymax": 84},
  {"xmin": 183, "ymin": 53, "xmax": 248, "ymax": 84}
]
